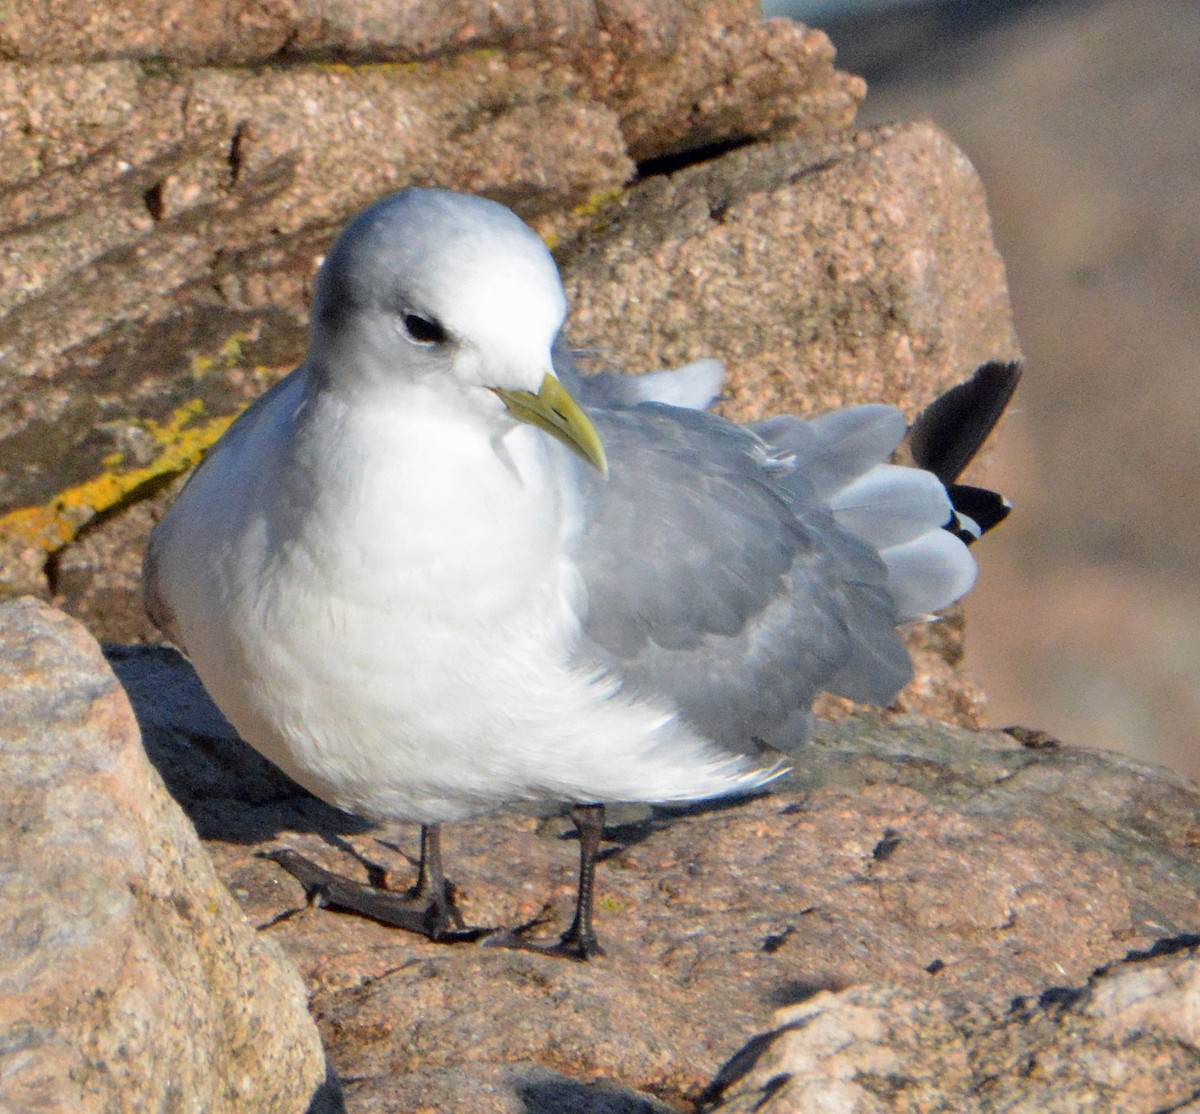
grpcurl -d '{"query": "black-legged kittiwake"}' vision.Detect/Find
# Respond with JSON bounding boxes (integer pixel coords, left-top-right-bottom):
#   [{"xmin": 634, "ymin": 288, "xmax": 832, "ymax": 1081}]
[{"xmin": 144, "ymin": 187, "xmax": 1019, "ymax": 958}]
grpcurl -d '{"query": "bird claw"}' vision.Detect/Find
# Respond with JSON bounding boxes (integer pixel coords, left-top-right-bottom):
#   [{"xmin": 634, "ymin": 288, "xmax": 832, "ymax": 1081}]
[
  {"xmin": 260, "ymin": 847, "xmax": 490, "ymax": 942},
  {"xmin": 262, "ymin": 847, "xmax": 605, "ymax": 959},
  {"xmin": 479, "ymin": 911, "xmax": 604, "ymax": 962}
]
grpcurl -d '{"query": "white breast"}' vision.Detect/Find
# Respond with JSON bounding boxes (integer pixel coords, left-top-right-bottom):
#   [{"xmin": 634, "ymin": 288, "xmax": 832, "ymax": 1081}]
[{"xmin": 153, "ymin": 371, "xmax": 771, "ymax": 823}]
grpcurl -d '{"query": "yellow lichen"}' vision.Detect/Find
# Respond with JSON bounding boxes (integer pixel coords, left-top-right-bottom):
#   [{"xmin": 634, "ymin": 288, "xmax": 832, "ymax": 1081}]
[
  {"xmin": 571, "ymin": 186, "xmax": 626, "ymax": 221},
  {"xmin": 218, "ymin": 333, "xmax": 245, "ymax": 363},
  {"xmin": 0, "ymin": 400, "xmax": 241, "ymax": 557},
  {"xmin": 191, "ymin": 332, "xmax": 247, "ymax": 380},
  {"xmin": 541, "ymin": 186, "xmax": 629, "ymax": 252},
  {"xmin": 307, "ymin": 60, "xmax": 422, "ymax": 77}
]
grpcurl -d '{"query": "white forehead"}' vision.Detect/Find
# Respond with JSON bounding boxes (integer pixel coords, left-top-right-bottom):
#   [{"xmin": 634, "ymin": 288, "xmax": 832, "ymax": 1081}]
[
  {"xmin": 427, "ymin": 214, "xmax": 567, "ymax": 353},
  {"xmin": 351, "ymin": 189, "xmax": 567, "ymax": 353}
]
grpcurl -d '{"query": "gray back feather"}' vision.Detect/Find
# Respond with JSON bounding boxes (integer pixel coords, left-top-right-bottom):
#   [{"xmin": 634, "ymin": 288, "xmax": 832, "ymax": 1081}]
[
  {"xmin": 751, "ymin": 406, "xmax": 906, "ymax": 499},
  {"xmin": 568, "ymin": 404, "xmax": 912, "ymax": 755},
  {"xmin": 554, "ymin": 340, "xmax": 725, "ymax": 411}
]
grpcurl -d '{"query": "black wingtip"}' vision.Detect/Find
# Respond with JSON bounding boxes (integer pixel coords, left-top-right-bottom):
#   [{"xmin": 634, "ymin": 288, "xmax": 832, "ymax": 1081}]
[
  {"xmin": 907, "ymin": 360, "xmax": 1021, "ymax": 545},
  {"xmin": 944, "ymin": 483, "xmax": 1013, "ymax": 545},
  {"xmin": 908, "ymin": 360, "xmax": 1022, "ymax": 484}
]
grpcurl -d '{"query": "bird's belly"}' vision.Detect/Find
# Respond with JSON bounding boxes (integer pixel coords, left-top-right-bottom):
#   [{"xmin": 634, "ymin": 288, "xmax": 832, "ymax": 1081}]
[
  {"xmin": 176, "ymin": 469, "xmax": 589, "ymax": 823},
  {"xmin": 159, "ymin": 404, "xmax": 770, "ymax": 819}
]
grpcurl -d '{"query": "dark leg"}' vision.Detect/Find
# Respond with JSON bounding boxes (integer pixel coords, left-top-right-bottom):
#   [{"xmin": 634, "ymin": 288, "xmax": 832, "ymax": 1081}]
[
  {"xmin": 262, "ymin": 822, "xmax": 486, "ymax": 942},
  {"xmin": 556, "ymin": 803, "xmax": 606, "ymax": 959},
  {"xmin": 408, "ymin": 823, "xmax": 466, "ymax": 932},
  {"xmin": 482, "ymin": 802, "xmax": 607, "ymax": 961}
]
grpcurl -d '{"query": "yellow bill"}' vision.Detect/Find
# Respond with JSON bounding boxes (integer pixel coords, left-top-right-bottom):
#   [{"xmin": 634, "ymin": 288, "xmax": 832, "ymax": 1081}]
[{"xmin": 492, "ymin": 373, "xmax": 608, "ymax": 477}]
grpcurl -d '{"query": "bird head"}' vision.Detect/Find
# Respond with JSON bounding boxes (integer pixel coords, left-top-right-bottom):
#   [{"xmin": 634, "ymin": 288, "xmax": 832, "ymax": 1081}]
[{"xmin": 308, "ymin": 188, "xmax": 606, "ymax": 475}]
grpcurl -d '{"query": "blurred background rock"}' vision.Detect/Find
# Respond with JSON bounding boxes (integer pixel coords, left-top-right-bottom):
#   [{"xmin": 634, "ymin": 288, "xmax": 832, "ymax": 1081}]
[{"xmin": 768, "ymin": 0, "xmax": 1200, "ymax": 778}]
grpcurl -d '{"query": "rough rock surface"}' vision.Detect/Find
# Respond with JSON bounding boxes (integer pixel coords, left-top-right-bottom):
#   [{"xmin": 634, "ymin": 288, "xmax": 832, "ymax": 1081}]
[
  {"xmin": 0, "ymin": 597, "xmax": 332, "ymax": 1113},
  {"xmin": 703, "ymin": 939, "xmax": 1200, "ymax": 1113},
  {"xmin": 559, "ymin": 119, "xmax": 1017, "ymax": 425},
  {"xmin": 107, "ymin": 637, "xmax": 1200, "ymax": 1113}
]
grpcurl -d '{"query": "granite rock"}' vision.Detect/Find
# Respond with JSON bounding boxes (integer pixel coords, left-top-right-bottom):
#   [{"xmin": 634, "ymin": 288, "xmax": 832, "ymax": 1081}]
[
  {"xmin": 0, "ymin": 597, "xmax": 332, "ymax": 1113},
  {"xmin": 703, "ymin": 940, "xmax": 1200, "ymax": 1113},
  {"xmin": 558, "ymin": 119, "xmax": 1018, "ymax": 423}
]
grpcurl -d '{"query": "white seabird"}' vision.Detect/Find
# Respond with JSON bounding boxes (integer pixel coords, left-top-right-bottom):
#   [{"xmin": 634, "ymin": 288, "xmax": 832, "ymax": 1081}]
[{"xmin": 144, "ymin": 187, "xmax": 1018, "ymax": 958}]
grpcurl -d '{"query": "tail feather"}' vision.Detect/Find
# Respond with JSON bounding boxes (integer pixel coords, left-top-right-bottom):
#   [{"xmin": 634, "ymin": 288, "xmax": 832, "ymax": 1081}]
[
  {"xmin": 944, "ymin": 483, "xmax": 1013, "ymax": 544},
  {"xmin": 762, "ymin": 362, "xmax": 1017, "ymax": 624},
  {"xmin": 906, "ymin": 360, "xmax": 1021, "ymax": 549}
]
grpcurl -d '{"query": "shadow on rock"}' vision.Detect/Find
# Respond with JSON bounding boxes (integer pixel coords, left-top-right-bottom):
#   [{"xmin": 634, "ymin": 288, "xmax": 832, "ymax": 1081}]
[
  {"xmin": 514, "ymin": 1068, "xmax": 674, "ymax": 1114},
  {"xmin": 105, "ymin": 642, "xmax": 371, "ymax": 844}
]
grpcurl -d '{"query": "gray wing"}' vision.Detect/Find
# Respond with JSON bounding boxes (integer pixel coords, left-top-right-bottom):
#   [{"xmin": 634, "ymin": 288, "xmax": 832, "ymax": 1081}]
[
  {"xmin": 553, "ymin": 339, "xmax": 725, "ymax": 411},
  {"xmin": 568, "ymin": 403, "xmax": 912, "ymax": 755}
]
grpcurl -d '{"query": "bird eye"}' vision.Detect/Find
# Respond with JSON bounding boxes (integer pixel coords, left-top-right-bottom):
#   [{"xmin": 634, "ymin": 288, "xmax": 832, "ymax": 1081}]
[{"xmin": 402, "ymin": 312, "xmax": 448, "ymax": 346}]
